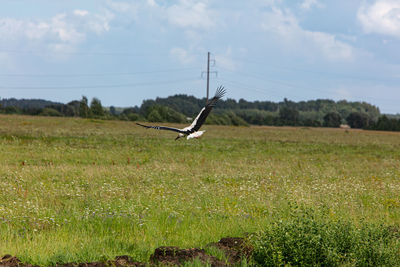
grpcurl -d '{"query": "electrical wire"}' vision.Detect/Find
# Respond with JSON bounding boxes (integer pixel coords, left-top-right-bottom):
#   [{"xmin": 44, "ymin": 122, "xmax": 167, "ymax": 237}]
[
  {"xmin": 216, "ymin": 76, "xmax": 396, "ymax": 103},
  {"xmin": 215, "ymin": 65, "xmax": 397, "ymax": 102},
  {"xmin": 229, "ymin": 56, "xmax": 400, "ymax": 83},
  {"xmin": 0, "ymin": 67, "xmax": 200, "ymax": 78},
  {"xmin": 215, "ymin": 78, "xmax": 288, "ymax": 99},
  {"xmin": 0, "ymin": 49, "xmax": 158, "ymax": 57},
  {"xmin": 0, "ymin": 77, "xmax": 200, "ymax": 90}
]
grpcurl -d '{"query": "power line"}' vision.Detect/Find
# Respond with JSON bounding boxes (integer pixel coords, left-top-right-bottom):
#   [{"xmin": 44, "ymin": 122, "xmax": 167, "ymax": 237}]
[
  {"xmin": 230, "ymin": 56, "xmax": 400, "ymax": 83},
  {"xmin": 216, "ymin": 77, "xmax": 396, "ymax": 103},
  {"xmin": 0, "ymin": 67, "xmax": 199, "ymax": 78},
  {"xmin": 0, "ymin": 77, "xmax": 200, "ymax": 90},
  {"xmin": 218, "ymin": 67, "xmax": 344, "ymax": 97},
  {"xmin": 218, "ymin": 67, "xmax": 311, "ymax": 89},
  {"xmin": 215, "ymin": 78, "xmax": 287, "ymax": 98},
  {"xmin": 0, "ymin": 48, "xmax": 207, "ymax": 58},
  {"xmin": 217, "ymin": 67, "xmax": 398, "ymax": 102},
  {"xmin": 0, "ymin": 49, "xmax": 158, "ymax": 57}
]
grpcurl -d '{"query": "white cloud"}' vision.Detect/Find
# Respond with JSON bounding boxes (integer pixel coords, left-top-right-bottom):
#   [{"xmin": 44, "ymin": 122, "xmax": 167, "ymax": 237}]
[
  {"xmin": 0, "ymin": 18, "xmax": 24, "ymax": 41},
  {"xmin": 147, "ymin": 0, "xmax": 158, "ymax": 7},
  {"xmin": 300, "ymin": 0, "xmax": 321, "ymax": 10},
  {"xmin": 74, "ymin": 10, "xmax": 89, "ymax": 17},
  {"xmin": 261, "ymin": 7, "xmax": 354, "ymax": 61},
  {"xmin": 216, "ymin": 47, "xmax": 238, "ymax": 71},
  {"xmin": 51, "ymin": 14, "xmax": 85, "ymax": 43},
  {"xmin": 358, "ymin": 0, "xmax": 400, "ymax": 38},
  {"xmin": 306, "ymin": 31, "xmax": 353, "ymax": 61},
  {"xmin": 25, "ymin": 22, "xmax": 50, "ymax": 40},
  {"xmin": 166, "ymin": 0, "xmax": 216, "ymax": 30},
  {"xmin": 0, "ymin": 9, "xmax": 113, "ymax": 55},
  {"xmin": 170, "ymin": 47, "xmax": 196, "ymax": 65},
  {"xmin": 86, "ymin": 11, "xmax": 114, "ymax": 34},
  {"xmin": 106, "ymin": 0, "xmax": 138, "ymax": 13}
]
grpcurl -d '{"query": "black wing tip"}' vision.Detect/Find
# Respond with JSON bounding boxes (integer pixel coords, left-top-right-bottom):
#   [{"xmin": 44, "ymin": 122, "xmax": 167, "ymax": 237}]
[
  {"xmin": 136, "ymin": 122, "xmax": 149, "ymax": 128},
  {"xmin": 214, "ymin": 85, "xmax": 226, "ymax": 99}
]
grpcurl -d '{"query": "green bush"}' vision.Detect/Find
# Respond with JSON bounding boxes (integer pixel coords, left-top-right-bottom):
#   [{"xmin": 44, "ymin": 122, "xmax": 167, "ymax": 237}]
[
  {"xmin": 205, "ymin": 112, "xmax": 248, "ymax": 126},
  {"xmin": 40, "ymin": 108, "xmax": 63, "ymax": 117},
  {"xmin": 3, "ymin": 105, "xmax": 21, "ymax": 114},
  {"xmin": 252, "ymin": 210, "xmax": 400, "ymax": 266},
  {"xmin": 147, "ymin": 108, "xmax": 163, "ymax": 122},
  {"xmin": 144, "ymin": 105, "xmax": 186, "ymax": 123}
]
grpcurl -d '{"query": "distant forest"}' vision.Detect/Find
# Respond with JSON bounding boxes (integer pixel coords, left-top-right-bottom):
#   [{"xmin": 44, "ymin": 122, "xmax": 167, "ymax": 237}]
[{"xmin": 1, "ymin": 95, "xmax": 400, "ymax": 132}]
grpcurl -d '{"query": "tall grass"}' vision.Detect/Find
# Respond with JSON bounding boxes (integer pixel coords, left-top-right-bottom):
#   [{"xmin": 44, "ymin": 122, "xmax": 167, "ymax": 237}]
[{"xmin": 0, "ymin": 115, "xmax": 400, "ymax": 265}]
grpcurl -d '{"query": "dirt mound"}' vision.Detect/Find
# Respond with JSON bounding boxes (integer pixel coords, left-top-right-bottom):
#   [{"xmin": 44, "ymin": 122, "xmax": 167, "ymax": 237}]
[
  {"xmin": 113, "ymin": 255, "xmax": 146, "ymax": 266},
  {"xmin": 1, "ymin": 237, "xmax": 252, "ymax": 266},
  {"xmin": 0, "ymin": 255, "xmax": 145, "ymax": 267},
  {"xmin": 1, "ymin": 254, "xmax": 40, "ymax": 267},
  {"xmin": 65, "ymin": 255, "xmax": 145, "ymax": 267},
  {"xmin": 208, "ymin": 237, "xmax": 254, "ymax": 265},
  {"xmin": 150, "ymin": 246, "xmax": 225, "ymax": 266},
  {"xmin": 1, "ymin": 254, "xmax": 27, "ymax": 267}
]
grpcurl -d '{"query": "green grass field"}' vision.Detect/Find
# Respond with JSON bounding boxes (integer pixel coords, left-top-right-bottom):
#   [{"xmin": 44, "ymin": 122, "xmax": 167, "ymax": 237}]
[{"xmin": 1, "ymin": 115, "xmax": 400, "ymax": 265}]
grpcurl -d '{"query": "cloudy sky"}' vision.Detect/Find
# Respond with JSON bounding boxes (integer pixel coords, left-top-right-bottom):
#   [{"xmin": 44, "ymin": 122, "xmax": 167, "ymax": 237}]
[{"xmin": 1, "ymin": 0, "xmax": 400, "ymax": 113}]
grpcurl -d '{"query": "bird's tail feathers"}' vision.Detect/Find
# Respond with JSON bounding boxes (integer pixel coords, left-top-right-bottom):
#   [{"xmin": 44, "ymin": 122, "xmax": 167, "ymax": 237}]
[{"xmin": 214, "ymin": 86, "xmax": 226, "ymax": 100}]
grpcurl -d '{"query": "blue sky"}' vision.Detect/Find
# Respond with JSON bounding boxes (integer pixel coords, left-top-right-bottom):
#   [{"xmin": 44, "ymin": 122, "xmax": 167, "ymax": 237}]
[{"xmin": 1, "ymin": 0, "xmax": 400, "ymax": 113}]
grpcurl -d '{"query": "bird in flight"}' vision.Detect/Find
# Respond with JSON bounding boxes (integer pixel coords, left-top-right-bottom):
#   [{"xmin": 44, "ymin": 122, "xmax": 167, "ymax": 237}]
[{"xmin": 137, "ymin": 86, "xmax": 226, "ymax": 140}]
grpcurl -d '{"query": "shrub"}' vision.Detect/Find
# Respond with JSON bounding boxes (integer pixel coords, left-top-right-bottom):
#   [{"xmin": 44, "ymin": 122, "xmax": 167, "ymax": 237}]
[
  {"xmin": 40, "ymin": 108, "xmax": 63, "ymax": 117},
  {"xmin": 3, "ymin": 106, "xmax": 21, "ymax": 114},
  {"xmin": 252, "ymin": 209, "xmax": 400, "ymax": 266},
  {"xmin": 145, "ymin": 105, "xmax": 186, "ymax": 123}
]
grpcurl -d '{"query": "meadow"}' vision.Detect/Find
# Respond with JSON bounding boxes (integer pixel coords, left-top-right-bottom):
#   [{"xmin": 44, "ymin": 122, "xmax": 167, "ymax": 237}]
[{"xmin": 1, "ymin": 114, "xmax": 400, "ymax": 265}]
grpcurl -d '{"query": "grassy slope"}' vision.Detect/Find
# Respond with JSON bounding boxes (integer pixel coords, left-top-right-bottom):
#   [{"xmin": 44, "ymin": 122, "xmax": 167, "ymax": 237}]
[{"xmin": 0, "ymin": 115, "xmax": 400, "ymax": 265}]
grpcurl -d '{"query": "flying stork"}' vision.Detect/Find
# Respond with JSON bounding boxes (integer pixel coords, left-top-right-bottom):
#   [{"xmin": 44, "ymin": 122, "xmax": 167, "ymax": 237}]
[{"xmin": 136, "ymin": 86, "xmax": 226, "ymax": 140}]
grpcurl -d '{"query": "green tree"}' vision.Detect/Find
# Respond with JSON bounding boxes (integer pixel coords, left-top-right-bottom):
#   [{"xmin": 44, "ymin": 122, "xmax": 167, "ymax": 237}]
[
  {"xmin": 90, "ymin": 97, "xmax": 104, "ymax": 117},
  {"xmin": 67, "ymin": 101, "xmax": 80, "ymax": 114},
  {"xmin": 147, "ymin": 108, "xmax": 163, "ymax": 122},
  {"xmin": 371, "ymin": 115, "xmax": 400, "ymax": 131},
  {"xmin": 279, "ymin": 106, "xmax": 300, "ymax": 126},
  {"xmin": 323, "ymin": 112, "xmax": 342, "ymax": 127},
  {"xmin": 4, "ymin": 106, "xmax": 20, "ymax": 114},
  {"xmin": 79, "ymin": 96, "xmax": 89, "ymax": 118},
  {"xmin": 346, "ymin": 112, "xmax": 371, "ymax": 129},
  {"xmin": 109, "ymin": 106, "xmax": 117, "ymax": 116}
]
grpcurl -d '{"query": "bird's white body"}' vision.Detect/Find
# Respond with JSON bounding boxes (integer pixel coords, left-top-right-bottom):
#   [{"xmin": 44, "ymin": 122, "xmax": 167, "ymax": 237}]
[{"xmin": 186, "ymin": 130, "xmax": 205, "ymax": 139}]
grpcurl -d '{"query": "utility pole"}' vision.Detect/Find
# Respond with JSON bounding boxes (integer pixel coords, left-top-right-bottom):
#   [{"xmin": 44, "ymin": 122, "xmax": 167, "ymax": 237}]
[
  {"xmin": 202, "ymin": 52, "xmax": 217, "ymax": 104},
  {"xmin": 206, "ymin": 52, "xmax": 210, "ymax": 103}
]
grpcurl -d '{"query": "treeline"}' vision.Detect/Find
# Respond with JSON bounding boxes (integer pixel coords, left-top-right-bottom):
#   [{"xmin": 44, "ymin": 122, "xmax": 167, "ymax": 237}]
[
  {"xmin": 1, "ymin": 95, "xmax": 400, "ymax": 132},
  {"xmin": 0, "ymin": 97, "xmax": 117, "ymax": 119}
]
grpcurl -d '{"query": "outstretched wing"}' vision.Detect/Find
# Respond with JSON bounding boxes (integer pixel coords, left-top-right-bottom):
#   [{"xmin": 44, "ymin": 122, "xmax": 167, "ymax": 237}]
[
  {"xmin": 136, "ymin": 123, "xmax": 186, "ymax": 134},
  {"xmin": 189, "ymin": 86, "xmax": 226, "ymax": 132}
]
